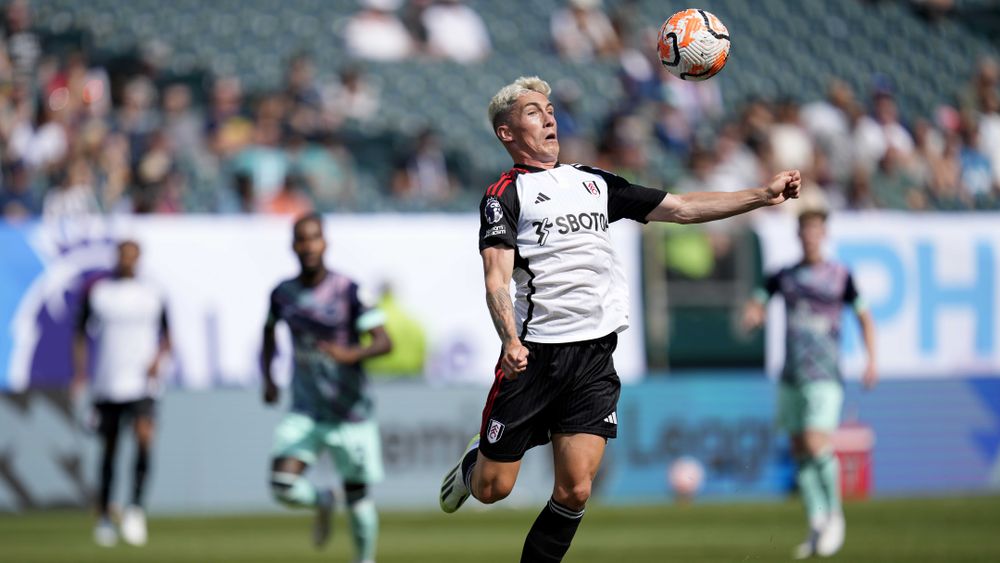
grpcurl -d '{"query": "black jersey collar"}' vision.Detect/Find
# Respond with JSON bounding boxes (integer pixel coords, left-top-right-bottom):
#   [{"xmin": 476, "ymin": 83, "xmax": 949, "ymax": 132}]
[{"xmin": 513, "ymin": 162, "xmax": 561, "ymax": 173}]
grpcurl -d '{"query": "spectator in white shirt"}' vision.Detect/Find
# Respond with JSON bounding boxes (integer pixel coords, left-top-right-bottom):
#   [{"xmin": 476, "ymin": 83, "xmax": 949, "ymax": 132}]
[
  {"xmin": 42, "ymin": 157, "xmax": 100, "ymax": 218},
  {"xmin": 422, "ymin": 0, "xmax": 491, "ymax": 63},
  {"xmin": 550, "ymin": 0, "xmax": 619, "ymax": 62},
  {"xmin": 853, "ymin": 91, "xmax": 915, "ymax": 173},
  {"xmin": 802, "ymin": 79, "xmax": 857, "ymax": 183},
  {"xmin": 343, "ymin": 0, "xmax": 415, "ymax": 62}
]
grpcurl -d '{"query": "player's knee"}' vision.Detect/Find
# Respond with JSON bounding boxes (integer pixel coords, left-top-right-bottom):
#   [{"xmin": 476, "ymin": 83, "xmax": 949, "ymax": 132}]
[
  {"xmin": 475, "ymin": 476, "xmax": 514, "ymax": 504},
  {"xmin": 802, "ymin": 432, "xmax": 830, "ymax": 459},
  {"xmin": 553, "ymin": 481, "xmax": 591, "ymax": 510},
  {"xmin": 135, "ymin": 419, "xmax": 155, "ymax": 444},
  {"xmin": 270, "ymin": 471, "xmax": 299, "ymax": 504},
  {"xmin": 345, "ymin": 482, "xmax": 368, "ymax": 505}
]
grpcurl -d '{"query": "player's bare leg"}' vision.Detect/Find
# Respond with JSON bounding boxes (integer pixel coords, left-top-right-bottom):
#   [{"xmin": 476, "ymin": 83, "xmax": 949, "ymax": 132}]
[
  {"xmin": 270, "ymin": 457, "xmax": 334, "ymax": 548},
  {"xmin": 121, "ymin": 414, "xmax": 154, "ymax": 546},
  {"xmin": 471, "ymin": 453, "xmax": 521, "ymax": 504},
  {"xmin": 521, "ymin": 433, "xmax": 605, "ymax": 563},
  {"xmin": 440, "ymin": 434, "xmax": 523, "ymax": 512}
]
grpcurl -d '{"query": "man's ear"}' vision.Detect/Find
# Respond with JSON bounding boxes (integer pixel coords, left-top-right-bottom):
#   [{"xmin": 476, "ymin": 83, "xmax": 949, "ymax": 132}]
[{"xmin": 496, "ymin": 123, "xmax": 513, "ymax": 143}]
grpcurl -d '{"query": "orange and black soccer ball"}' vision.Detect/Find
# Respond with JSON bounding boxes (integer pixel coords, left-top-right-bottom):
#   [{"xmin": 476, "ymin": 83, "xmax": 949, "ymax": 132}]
[{"xmin": 657, "ymin": 8, "xmax": 731, "ymax": 81}]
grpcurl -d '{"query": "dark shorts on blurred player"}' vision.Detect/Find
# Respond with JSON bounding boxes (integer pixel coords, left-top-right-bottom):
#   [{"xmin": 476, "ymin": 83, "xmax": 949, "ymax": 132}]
[
  {"xmin": 478, "ymin": 332, "xmax": 621, "ymax": 462},
  {"xmin": 94, "ymin": 398, "xmax": 156, "ymax": 435}
]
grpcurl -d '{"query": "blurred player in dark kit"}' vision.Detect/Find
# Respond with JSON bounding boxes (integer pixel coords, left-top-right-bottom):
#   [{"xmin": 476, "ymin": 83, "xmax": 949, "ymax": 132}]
[{"xmin": 263, "ymin": 214, "xmax": 392, "ymax": 563}]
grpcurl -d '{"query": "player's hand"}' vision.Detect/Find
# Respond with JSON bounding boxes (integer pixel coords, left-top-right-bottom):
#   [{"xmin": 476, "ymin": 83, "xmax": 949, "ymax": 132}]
[
  {"xmin": 740, "ymin": 301, "xmax": 766, "ymax": 332},
  {"xmin": 763, "ymin": 170, "xmax": 801, "ymax": 205},
  {"xmin": 862, "ymin": 362, "xmax": 878, "ymax": 390},
  {"xmin": 70, "ymin": 372, "xmax": 87, "ymax": 401},
  {"xmin": 263, "ymin": 379, "xmax": 279, "ymax": 405},
  {"xmin": 319, "ymin": 341, "xmax": 363, "ymax": 364},
  {"xmin": 501, "ymin": 341, "xmax": 529, "ymax": 380}
]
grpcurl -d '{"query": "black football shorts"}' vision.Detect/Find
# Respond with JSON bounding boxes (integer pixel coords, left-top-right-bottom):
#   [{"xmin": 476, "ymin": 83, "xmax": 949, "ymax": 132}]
[
  {"xmin": 478, "ymin": 332, "xmax": 621, "ymax": 462},
  {"xmin": 94, "ymin": 397, "xmax": 156, "ymax": 436}
]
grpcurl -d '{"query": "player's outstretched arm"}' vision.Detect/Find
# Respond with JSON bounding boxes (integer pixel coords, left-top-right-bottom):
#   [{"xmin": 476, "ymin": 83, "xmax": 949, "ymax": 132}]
[
  {"xmin": 482, "ymin": 245, "xmax": 528, "ymax": 379},
  {"xmin": 646, "ymin": 170, "xmax": 802, "ymax": 224}
]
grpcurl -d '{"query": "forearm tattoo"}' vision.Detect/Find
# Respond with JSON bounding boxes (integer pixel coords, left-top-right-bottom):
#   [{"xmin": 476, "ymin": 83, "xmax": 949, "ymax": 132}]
[{"xmin": 486, "ymin": 286, "xmax": 517, "ymax": 343}]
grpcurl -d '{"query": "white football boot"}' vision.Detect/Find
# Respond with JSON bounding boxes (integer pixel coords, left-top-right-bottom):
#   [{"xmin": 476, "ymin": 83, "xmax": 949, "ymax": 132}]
[
  {"xmin": 439, "ymin": 434, "xmax": 479, "ymax": 513},
  {"xmin": 816, "ymin": 511, "xmax": 845, "ymax": 557},
  {"xmin": 120, "ymin": 505, "xmax": 147, "ymax": 546},
  {"xmin": 793, "ymin": 514, "xmax": 825, "ymax": 559},
  {"xmin": 792, "ymin": 532, "xmax": 817, "ymax": 560},
  {"xmin": 93, "ymin": 516, "xmax": 118, "ymax": 547}
]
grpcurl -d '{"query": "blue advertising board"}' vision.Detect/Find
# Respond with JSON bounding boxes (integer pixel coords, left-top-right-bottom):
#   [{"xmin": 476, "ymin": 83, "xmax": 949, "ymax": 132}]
[{"xmin": 601, "ymin": 377, "xmax": 1000, "ymax": 502}]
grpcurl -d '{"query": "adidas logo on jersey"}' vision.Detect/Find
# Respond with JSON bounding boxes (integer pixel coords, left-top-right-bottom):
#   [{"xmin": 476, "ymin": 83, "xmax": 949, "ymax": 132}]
[{"xmin": 534, "ymin": 193, "xmax": 551, "ymax": 204}]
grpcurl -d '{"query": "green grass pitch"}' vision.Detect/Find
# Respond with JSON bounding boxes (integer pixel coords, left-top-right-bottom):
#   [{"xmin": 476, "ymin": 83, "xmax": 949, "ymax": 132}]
[{"xmin": 3, "ymin": 496, "xmax": 998, "ymax": 562}]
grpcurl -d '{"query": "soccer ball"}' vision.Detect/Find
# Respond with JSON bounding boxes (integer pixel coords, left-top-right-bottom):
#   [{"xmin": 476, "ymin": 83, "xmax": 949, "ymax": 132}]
[
  {"xmin": 657, "ymin": 8, "xmax": 731, "ymax": 81},
  {"xmin": 667, "ymin": 456, "xmax": 705, "ymax": 500}
]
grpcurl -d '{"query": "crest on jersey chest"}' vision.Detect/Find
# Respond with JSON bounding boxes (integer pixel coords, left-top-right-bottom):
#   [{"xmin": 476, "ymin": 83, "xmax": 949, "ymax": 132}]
[
  {"xmin": 299, "ymin": 291, "xmax": 347, "ymax": 328},
  {"xmin": 582, "ymin": 180, "xmax": 600, "ymax": 196}
]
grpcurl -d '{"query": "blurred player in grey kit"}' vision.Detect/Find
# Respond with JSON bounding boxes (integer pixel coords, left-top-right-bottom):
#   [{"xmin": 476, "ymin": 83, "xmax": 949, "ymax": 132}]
[
  {"xmin": 743, "ymin": 209, "xmax": 877, "ymax": 559},
  {"xmin": 262, "ymin": 213, "xmax": 392, "ymax": 562}
]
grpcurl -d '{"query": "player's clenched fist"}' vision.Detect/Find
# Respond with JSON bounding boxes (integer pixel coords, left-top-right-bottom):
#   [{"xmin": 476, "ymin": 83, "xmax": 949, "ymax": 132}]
[
  {"xmin": 501, "ymin": 342, "xmax": 529, "ymax": 379},
  {"xmin": 764, "ymin": 169, "xmax": 802, "ymax": 205}
]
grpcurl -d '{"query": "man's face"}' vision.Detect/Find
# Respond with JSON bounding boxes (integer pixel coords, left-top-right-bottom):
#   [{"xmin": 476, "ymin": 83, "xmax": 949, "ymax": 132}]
[
  {"xmin": 798, "ymin": 217, "xmax": 826, "ymax": 259},
  {"xmin": 500, "ymin": 91, "xmax": 559, "ymax": 163},
  {"xmin": 117, "ymin": 243, "xmax": 140, "ymax": 277},
  {"xmin": 293, "ymin": 219, "xmax": 327, "ymax": 273}
]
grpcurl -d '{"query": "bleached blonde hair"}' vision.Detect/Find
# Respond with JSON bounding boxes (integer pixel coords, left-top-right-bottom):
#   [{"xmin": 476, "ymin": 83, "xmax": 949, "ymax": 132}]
[{"xmin": 487, "ymin": 76, "xmax": 552, "ymax": 132}]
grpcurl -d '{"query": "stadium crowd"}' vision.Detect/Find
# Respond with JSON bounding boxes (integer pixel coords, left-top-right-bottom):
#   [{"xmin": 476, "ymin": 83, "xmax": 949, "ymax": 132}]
[{"xmin": 0, "ymin": 0, "xmax": 998, "ymax": 220}]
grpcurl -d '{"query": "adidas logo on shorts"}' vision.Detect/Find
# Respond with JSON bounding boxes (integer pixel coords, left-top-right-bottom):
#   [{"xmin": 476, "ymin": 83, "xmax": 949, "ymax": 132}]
[{"xmin": 603, "ymin": 412, "xmax": 617, "ymax": 425}]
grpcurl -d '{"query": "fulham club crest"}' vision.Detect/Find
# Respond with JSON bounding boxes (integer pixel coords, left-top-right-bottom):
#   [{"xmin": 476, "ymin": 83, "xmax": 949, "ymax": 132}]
[
  {"xmin": 487, "ymin": 419, "xmax": 505, "ymax": 444},
  {"xmin": 582, "ymin": 181, "xmax": 600, "ymax": 196}
]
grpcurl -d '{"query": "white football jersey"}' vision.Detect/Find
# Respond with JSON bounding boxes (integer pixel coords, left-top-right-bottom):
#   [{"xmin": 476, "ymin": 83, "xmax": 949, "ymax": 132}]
[
  {"xmin": 478, "ymin": 163, "xmax": 666, "ymax": 344},
  {"xmin": 80, "ymin": 276, "xmax": 168, "ymax": 402}
]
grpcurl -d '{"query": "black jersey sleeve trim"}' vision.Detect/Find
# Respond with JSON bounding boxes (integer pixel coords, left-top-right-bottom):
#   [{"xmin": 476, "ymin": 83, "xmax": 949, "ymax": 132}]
[
  {"xmin": 479, "ymin": 170, "xmax": 522, "ymax": 252},
  {"xmin": 843, "ymin": 271, "xmax": 860, "ymax": 304},
  {"xmin": 572, "ymin": 164, "xmax": 666, "ymax": 223}
]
